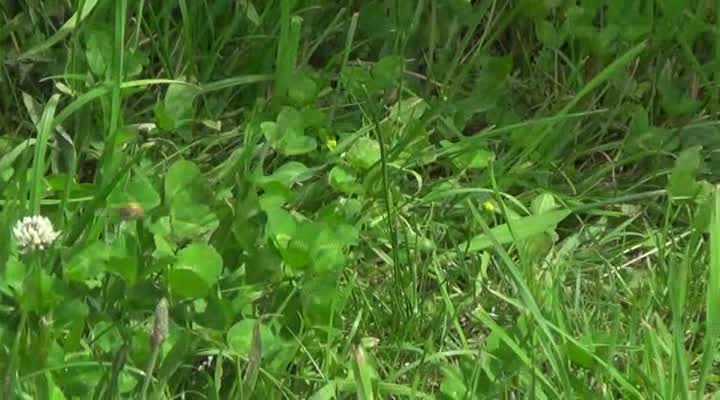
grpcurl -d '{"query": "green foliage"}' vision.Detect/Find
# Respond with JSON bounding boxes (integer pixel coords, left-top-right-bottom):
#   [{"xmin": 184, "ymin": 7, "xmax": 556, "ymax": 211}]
[
  {"xmin": 169, "ymin": 243, "xmax": 223, "ymax": 299},
  {"xmin": 668, "ymin": 146, "xmax": 704, "ymax": 200},
  {"xmin": 226, "ymin": 319, "xmax": 274, "ymax": 357},
  {"xmin": 165, "ymin": 160, "xmax": 219, "ymax": 240},
  {"xmin": 1, "ymin": 0, "xmax": 719, "ymax": 398},
  {"xmin": 346, "ymin": 137, "xmax": 381, "ymax": 171},
  {"xmin": 262, "ymin": 106, "xmax": 318, "ymax": 155}
]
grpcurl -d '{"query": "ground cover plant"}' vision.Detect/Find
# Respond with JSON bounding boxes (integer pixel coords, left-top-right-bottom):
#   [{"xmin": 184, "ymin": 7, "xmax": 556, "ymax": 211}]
[{"xmin": 1, "ymin": 0, "xmax": 720, "ymax": 398}]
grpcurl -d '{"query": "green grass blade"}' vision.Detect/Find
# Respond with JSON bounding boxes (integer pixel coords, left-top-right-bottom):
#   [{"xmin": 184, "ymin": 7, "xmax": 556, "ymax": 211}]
[
  {"xmin": 200, "ymin": 75, "xmax": 273, "ymax": 93},
  {"xmin": 97, "ymin": 0, "xmax": 127, "ymax": 187},
  {"xmin": 351, "ymin": 345, "xmax": 374, "ymax": 400},
  {"xmin": 473, "ymin": 307, "xmax": 560, "ymax": 397},
  {"xmin": 513, "ymin": 40, "xmax": 648, "ymax": 166},
  {"xmin": 460, "ymin": 209, "xmax": 571, "ymax": 252},
  {"xmin": 696, "ymin": 188, "xmax": 720, "ymax": 398},
  {"xmin": 242, "ymin": 320, "xmax": 262, "ymax": 399},
  {"xmin": 30, "ymin": 94, "xmax": 60, "ymax": 214},
  {"xmin": 17, "ymin": 0, "xmax": 99, "ymax": 61},
  {"xmin": 274, "ymin": 0, "xmax": 302, "ymax": 105},
  {"xmin": 467, "ymin": 199, "xmax": 572, "ymax": 395},
  {"xmin": 54, "ymin": 79, "xmax": 199, "ymax": 126}
]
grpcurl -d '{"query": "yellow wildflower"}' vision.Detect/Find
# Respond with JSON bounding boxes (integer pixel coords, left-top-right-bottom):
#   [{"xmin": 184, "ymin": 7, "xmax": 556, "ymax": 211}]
[
  {"xmin": 326, "ymin": 137, "xmax": 337, "ymax": 151},
  {"xmin": 482, "ymin": 200, "xmax": 496, "ymax": 213}
]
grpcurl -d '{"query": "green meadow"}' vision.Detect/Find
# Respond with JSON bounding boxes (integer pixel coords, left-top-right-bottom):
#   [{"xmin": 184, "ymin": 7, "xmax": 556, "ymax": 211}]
[{"xmin": 1, "ymin": 0, "xmax": 720, "ymax": 398}]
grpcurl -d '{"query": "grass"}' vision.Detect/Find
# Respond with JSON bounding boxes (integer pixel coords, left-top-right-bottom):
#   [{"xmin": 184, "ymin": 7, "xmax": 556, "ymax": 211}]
[{"xmin": 0, "ymin": 0, "xmax": 719, "ymax": 398}]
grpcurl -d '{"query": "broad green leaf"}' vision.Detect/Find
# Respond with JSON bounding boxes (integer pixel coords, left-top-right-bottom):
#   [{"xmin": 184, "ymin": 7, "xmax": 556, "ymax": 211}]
[
  {"xmin": 388, "ymin": 97, "xmax": 427, "ymax": 126},
  {"xmin": 245, "ymin": 245, "xmax": 283, "ymax": 284},
  {"xmin": 20, "ymin": 268, "xmax": 62, "ymax": 313},
  {"xmin": 4, "ymin": 256, "xmax": 26, "ymax": 290},
  {"xmin": 127, "ymin": 174, "xmax": 161, "ymax": 210},
  {"xmin": 372, "ymin": 55, "xmax": 404, "ymax": 89},
  {"xmin": 452, "ymin": 95, "xmax": 495, "ymax": 129},
  {"xmin": 49, "ymin": 375, "xmax": 70, "ymax": 400},
  {"xmin": 53, "ymin": 353, "xmax": 103, "ymax": 396},
  {"xmin": 165, "ymin": 160, "xmax": 203, "ymax": 200},
  {"xmin": 454, "ymin": 148, "xmax": 494, "ymax": 170},
  {"xmin": 531, "ymin": 192, "xmax": 558, "ymax": 215},
  {"xmin": 264, "ymin": 206, "xmax": 298, "ymax": 250},
  {"xmin": 165, "ymin": 160, "xmax": 219, "ymax": 239},
  {"xmin": 668, "ymin": 146, "xmax": 703, "ymax": 200},
  {"xmin": 164, "ymin": 79, "xmax": 199, "ymax": 126},
  {"xmin": 258, "ymin": 182, "xmax": 294, "ymax": 209},
  {"xmin": 310, "ymin": 382, "xmax": 338, "ymax": 400},
  {"xmin": 125, "ymin": 48, "xmax": 149, "ymax": 77},
  {"xmin": 54, "ymin": 299, "xmax": 89, "ymax": 328},
  {"xmin": 519, "ymin": 231, "xmax": 555, "ymax": 262},
  {"xmin": 262, "ymin": 107, "xmax": 317, "ymax": 155},
  {"xmin": 168, "ymin": 270, "xmax": 207, "ymax": 299},
  {"xmin": 227, "ymin": 319, "xmax": 274, "ymax": 357},
  {"xmin": 286, "ymin": 219, "xmax": 354, "ymax": 272},
  {"xmin": 302, "ymin": 277, "xmax": 345, "ymax": 328},
  {"xmin": 536, "ymin": 19, "xmax": 564, "ymax": 48},
  {"xmin": 282, "ymin": 134, "xmax": 317, "ymax": 156},
  {"xmin": 347, "ymin": 137, "xmax": 381, "ymax": 170},
  {"xmin": 65, "ymin": 242, "xmax": 111, "ymax": 282},
  {"xmin": 562, "ymin": 340, "xmax": 596, "ymax": 369},
  {"xmin": 154, "ymin": 103, "xmax": 176, "ymax": 131},
  {"xmin": 302, "ymin": 107, "xmax": 327, "ymax": 129},
  {"xmin": 474, "ymin": 55, "xmax": 513, "ymax": 103},
  {"xmin": 288, "ymin": 73, "xmax": 319, "ymax": 105},
  {"xmin": 658, "ymin": 71, "xmax": 702, "ymax": 117},
  {"xmin": 85, "ymin": 27, "xmax": 112, "ymax": 77},
  {"xmin": 283, "ymin": 234, "xmax": 312, "ymax": 270},
  {"xmin": 260, "ymin": 121, "xmax": 281, "ymax": 143},
  {"xmin": 108, "ymin": 172, "xmax": 161, "ymax": 211},
  {"xmin": 328, "ymin": 166, "xmax": 362, "ymax": 194},
  {"xmin": 169, "ymin": 243, "xmax": 223, "ymax": 298},
  {"xmin": 309, "ymin": 224, "xmax": 355, "ymax": 273},
  {"xmin": 257, "ymin": 161, "xmax": 311, "ymax": 188},
  {"xmin": 151, "ymin": 217, "xmax": 176, "ymax": 260},
  {"xmin": 276, "ymin": 106, "xmax": 304, "ymax": 133},
  {"xmin": 85, "ymin": 26, "xmax": 147, "ymax": 79},
  {"xmin": 170, "ymin": 195, "xmax": 220, "ymax": 239},
  {"xmin": 442, "ymin": 140, "xmax": 495, "ymax": 170},
  {"xmin": 341, "ymin": 66, "xmax": 374, "ymax": 95},
  {"xmin": 462, "ymin": 210, "xmax": 571, "ymax": 252}
]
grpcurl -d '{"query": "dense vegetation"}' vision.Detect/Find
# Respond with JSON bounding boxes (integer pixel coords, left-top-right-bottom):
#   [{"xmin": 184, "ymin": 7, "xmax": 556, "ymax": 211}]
[{"xmin": 1, "ymin": 0, "xmax": 719, "ymax": 398}]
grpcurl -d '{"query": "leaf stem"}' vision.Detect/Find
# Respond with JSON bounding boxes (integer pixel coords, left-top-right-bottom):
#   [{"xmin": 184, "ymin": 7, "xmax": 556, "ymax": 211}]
[
  {"xmin": 139, "ymin": 345, "xmax": 161, "ymax": 400},
  {"xmin": 3, "ymin": 312, "xmax": 28, "ymax": 399}
]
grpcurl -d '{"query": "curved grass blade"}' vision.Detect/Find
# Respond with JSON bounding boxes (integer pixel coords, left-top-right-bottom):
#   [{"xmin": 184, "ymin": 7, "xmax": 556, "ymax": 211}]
[
  {"xmin": 17, "ymin": 0, "xmax": 99, "ymax": 61},
  {"xmin": 30, "ymin": 94, "xmax": 61, "ymax": 214}
]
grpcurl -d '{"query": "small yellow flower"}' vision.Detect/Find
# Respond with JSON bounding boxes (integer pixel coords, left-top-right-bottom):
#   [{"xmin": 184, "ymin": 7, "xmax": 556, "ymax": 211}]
[
  {"xmin": 482, "ymin": 200, "xmax": 496, "ymax": 213},
  {"xmin": 326, "ymin": 137, "xmax": 337, "ymax": 151}
]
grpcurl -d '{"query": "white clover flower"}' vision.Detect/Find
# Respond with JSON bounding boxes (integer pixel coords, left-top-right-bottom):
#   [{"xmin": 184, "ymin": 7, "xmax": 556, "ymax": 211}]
[{"xmin": 12, "ymin": 215, "xmax": 61, "ymax": 253}]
